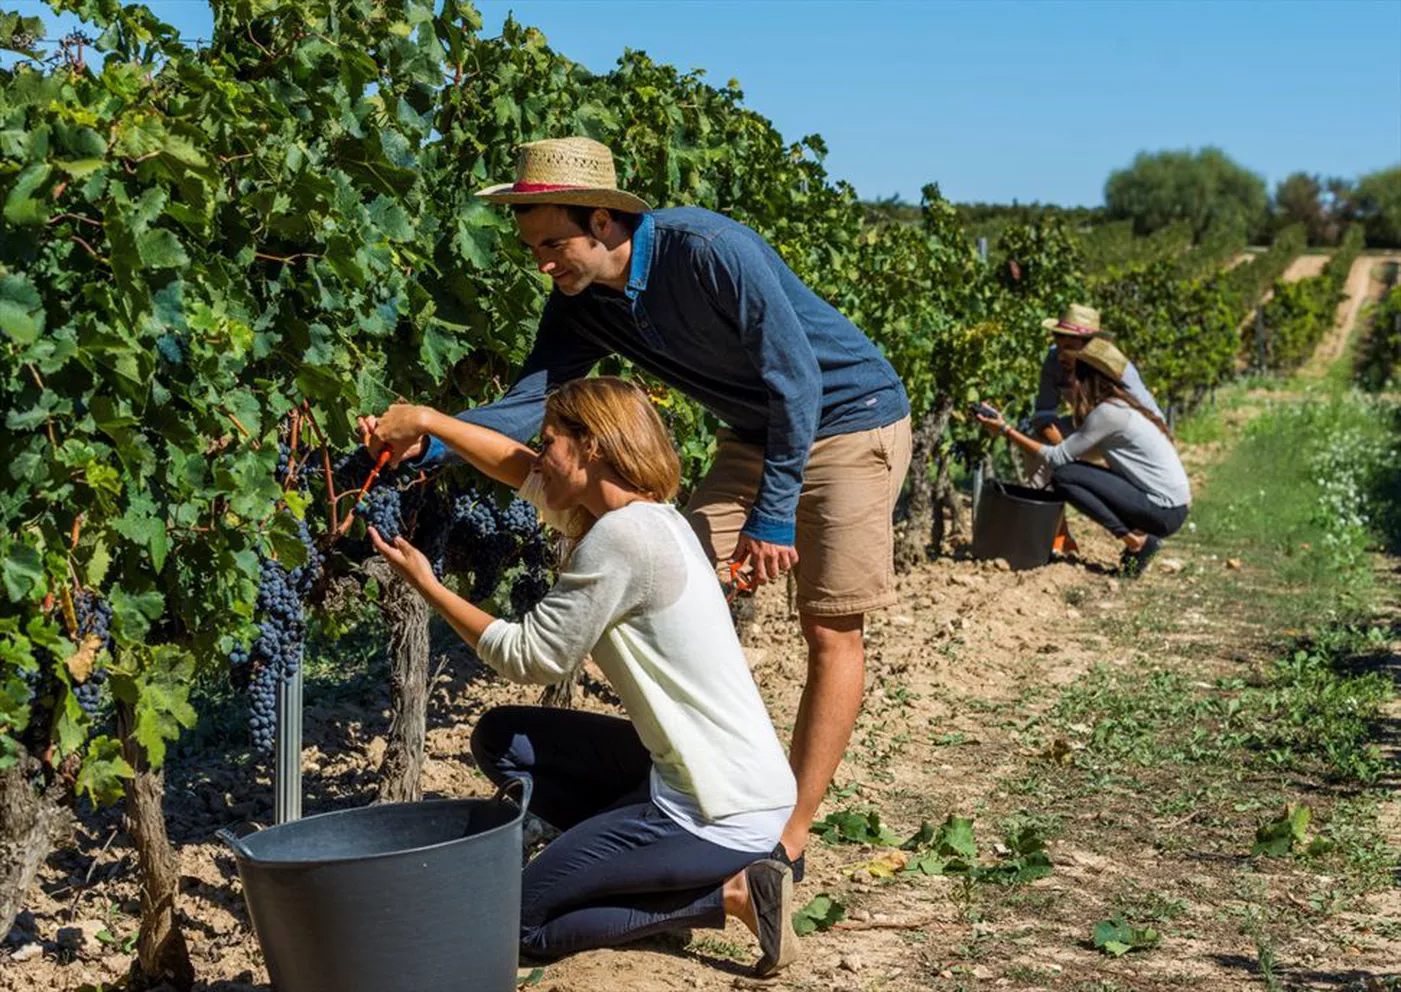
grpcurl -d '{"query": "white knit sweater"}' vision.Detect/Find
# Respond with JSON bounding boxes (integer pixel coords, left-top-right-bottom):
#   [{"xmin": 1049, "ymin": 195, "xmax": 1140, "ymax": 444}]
[{"xmin": 477, "ymin": 489, "xmax": 796, "ymax": 821}]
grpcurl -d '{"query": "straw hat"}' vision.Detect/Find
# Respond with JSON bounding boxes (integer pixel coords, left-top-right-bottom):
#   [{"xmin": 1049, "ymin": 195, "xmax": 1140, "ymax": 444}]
[
  {"xmin": 1074, "ymin": 337, "xmax": 1129, "ymax": 384},
  {"xmin": 475, "ymin": 137, "xmax": 652, "ymax": 214},
  {"xmin": 1041, "ymin": 303, "xmax": 1102, "ymax": 337}
]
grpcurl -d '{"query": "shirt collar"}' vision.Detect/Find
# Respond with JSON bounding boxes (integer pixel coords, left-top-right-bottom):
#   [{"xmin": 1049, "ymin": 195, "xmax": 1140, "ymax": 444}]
[{"xmin": 625, "ymin": 212, "xmax": 655, "ymax": 300}]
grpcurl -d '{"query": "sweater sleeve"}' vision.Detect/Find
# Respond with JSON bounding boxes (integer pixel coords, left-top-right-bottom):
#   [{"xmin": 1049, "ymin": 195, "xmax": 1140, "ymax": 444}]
[
  {"xmin": 475, "ymin": 513, "xmax": 647, "ymax": 685},
  {"xmin": 411, "ymin": 296, "xmax": 609, "ymax": 470},
  {"xmin": 1037, "ymin": 404, "xmax": 1121, "ymax": 468},
  {"xmin": 700, "ymin": 231, "xmax": 821, "ymax": 546}
]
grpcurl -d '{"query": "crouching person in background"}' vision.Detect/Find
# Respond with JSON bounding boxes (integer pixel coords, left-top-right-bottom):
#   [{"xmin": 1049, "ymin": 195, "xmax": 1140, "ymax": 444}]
[
  {"xmin": 976, "ymin": 339, "xmax": 1191, "ymax": 577},
  {"xmin": 1023, "ymin": 304, "xmax": 1166, "ymax": 556},
  {"xmin": 363, "ymin": 377, "xmax": 799, "ymax": 976}
]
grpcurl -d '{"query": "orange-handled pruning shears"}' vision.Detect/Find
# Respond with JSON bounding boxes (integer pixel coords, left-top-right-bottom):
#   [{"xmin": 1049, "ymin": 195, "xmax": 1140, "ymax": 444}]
[
  {"xmin": 354, "ymin": 426, "xmax": 394, "ymax": 506},
  {"xmin": 722, "ymin": 559, "xmax": 754, "ymax": 605}
]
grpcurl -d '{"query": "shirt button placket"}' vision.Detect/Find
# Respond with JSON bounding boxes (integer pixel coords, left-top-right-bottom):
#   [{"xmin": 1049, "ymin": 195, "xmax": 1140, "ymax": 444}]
[{"xmin": 633, "ymin": 301, "xmax": 664, "ymax": 350}]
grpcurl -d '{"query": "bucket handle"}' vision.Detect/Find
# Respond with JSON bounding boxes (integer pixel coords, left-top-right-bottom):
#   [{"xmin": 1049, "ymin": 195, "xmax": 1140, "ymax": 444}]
[
  {"xmin": 216, "ymin": 825, "xmax": 259, "ymax": 860},
  {"xmin": 494, "ymin": 774, "xmax": 533, "ymax": 818}
]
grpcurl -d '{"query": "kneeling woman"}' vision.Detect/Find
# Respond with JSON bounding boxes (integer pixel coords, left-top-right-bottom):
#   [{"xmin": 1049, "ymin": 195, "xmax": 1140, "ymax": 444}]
[
  {"xmin": 365, "ymin": 377, "xmax": 798, "ymax": 975},
  {"xmin": 976, "ymin": 338, "xmax": 1191, "ymax": 575}
]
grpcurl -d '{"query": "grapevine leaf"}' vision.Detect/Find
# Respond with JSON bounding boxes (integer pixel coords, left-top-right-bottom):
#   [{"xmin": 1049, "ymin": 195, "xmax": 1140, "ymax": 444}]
[
  {"xmin": 934, "ymin": 815, "xmax": 978, "ymax": 859},
  {"xmin": 130, "ymin": 651, "xmax": 197, "ymax": 769},
  {"xmin": 86, "ymin": 539, "xmax": 112, "ymax": 588},
  {"xmin": 111, "ymin": 496, "xmax": 170, "ymax": 573},
  {"xmin": 54, "ymin": 691, "xmax": 87, "ymax": 756},
  {"xmin": 267, "ymin": 514, "xmax": 309, "ymax": 571},
  {"xmin": 75, "ymin": 736, "xmax": 134, "ymax": 806},
  {"xmin": 792, "ymin": 893, "xmax": 845, "ymax": 936},
  {"xmin": 110, "ymin": 588, "xmax": 165, "ymax": 642},
  {"xmin": 54, "ymin": 158, "xmax": 106, "ymax": 178},
  {"xmin": 3, "ymin": 163, "xmax": 52, "ymax": 225},
  {"xmin": 1, "ymin": 539, "xmax": 46, "ymax": 602},
  {"xmin": 137, "ymin": 229, "xmax": 190, "ymax": 270},
  {"xmin": 65, "ymin": 633, "xmax": 104, "ymax": 684}
]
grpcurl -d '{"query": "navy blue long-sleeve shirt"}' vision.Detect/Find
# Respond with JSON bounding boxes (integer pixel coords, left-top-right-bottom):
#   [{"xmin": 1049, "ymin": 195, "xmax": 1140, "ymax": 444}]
[{"xmin": 419, "ymin": 207, "xmax": 909, "ymax": 545}]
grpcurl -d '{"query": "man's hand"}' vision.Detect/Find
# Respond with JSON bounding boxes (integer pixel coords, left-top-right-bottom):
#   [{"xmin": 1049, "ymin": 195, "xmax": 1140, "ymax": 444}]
[
  {"xmin": 369, "ymin": 527, "xmax": 436, "ymax": 590},
  {"xmin": 732, "ymin": 534, "xmax": 799, "ymax": 585},
  {"xmin": 357, "ymin": 403, "xmax": 429, "ymax": 468}
]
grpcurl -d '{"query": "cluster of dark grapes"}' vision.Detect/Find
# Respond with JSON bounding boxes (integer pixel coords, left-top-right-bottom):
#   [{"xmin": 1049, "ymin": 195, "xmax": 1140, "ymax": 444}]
[
  {"xmin": 444, "ymin": 491, "xmax": 514, "ymax": 600},
  {"xmin": 333, "ymin": 446, "xmax": 378, "ymax": 488},
  {"xmin": 502, "ymin": 498, "xmax": 538, "ymax": 539},
  {"xmin": 360, "ymin": 486, "xmax": 403, "ymax": 544},
  {"xmin": 276, "ymin": 441, "xmax": 292, "ymax": 486},
  {"xmin": 509, "ymin": 572, "xmax": 552, "ymax": 617},
  {"xmin": 71, "ymin": 591, "xmax": 113, "ymax": 718},
  {"xmin": 231, "ymin": 513, "xmax": 324, "ymax": 752},
  {"xmin": 436, "ymin": 489, "xmax": 555, "ymax": 615}
]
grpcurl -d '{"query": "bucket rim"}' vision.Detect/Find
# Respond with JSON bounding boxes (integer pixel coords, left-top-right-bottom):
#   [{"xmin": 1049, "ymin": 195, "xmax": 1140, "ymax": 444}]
[
  {"xmin": 218, "ymin": 794, "xmax": 528, "ymax": 870},
  {"xmin": 987, "ymin": 479, "xmax": 1066, "ymax": 505}
]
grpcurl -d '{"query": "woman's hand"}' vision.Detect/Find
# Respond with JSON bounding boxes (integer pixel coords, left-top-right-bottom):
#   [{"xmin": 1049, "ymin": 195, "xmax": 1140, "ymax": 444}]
[
  {"xmin": 358, "ymin": 404, "xmax": 430, "ymax": 468},
  {"xmin": 973, "ymin": 404, "xmax": 1007, "ymax": 435},
  {"xmin": 369, "ymin": 527, "xmax": 437, "ymax": 590}
]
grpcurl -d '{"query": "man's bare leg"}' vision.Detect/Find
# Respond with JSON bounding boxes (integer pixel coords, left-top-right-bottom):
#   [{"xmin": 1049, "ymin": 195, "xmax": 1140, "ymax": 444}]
[{"xmin": 777, "ymin": 612, "xmax": 866, "ymax": 861}]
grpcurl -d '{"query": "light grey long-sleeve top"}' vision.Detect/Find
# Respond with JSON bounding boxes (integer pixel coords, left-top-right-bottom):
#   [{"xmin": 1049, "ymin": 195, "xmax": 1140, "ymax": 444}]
[{"xmin": 1037, "ymin": 399, "xmax": 1192, "ymax": 508}]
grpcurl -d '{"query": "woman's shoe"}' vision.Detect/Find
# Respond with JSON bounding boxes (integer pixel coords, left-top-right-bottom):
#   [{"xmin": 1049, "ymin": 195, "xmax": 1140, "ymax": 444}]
[
  {"xmin": 746, "ymin": 859, "xmax": 798, "ymax": 977},
  {"xmin": 1120, "ymin": 535, "xmax": 1163, "ymax": 577}
]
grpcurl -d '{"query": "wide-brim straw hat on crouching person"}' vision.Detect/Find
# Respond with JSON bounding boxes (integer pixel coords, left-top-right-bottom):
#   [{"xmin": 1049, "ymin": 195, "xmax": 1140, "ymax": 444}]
[
  {"xmin": 1074, "ymin": 337, "xmax": 1130, "ymax": 385},
  {"xmin": 475, "ymin": 137, "xmax": 653, "ymax": 214},
  {"xmin": 1041, "ymin": 303, "xmax": 1103, "ymax": 337}
]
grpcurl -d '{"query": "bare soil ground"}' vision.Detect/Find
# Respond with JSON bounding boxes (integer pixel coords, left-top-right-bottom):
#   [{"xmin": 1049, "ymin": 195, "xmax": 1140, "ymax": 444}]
[
  {"xmin": 1281, "ymin": 254, "xmax": 1330, "ymax": 284},
  {"xmin": 4, "ymin": 265, "xmax": 1397, "ymax": 992},
  {"xmin": 7, "ymin": 514, "xmax": 1395, "ymax": 992}
]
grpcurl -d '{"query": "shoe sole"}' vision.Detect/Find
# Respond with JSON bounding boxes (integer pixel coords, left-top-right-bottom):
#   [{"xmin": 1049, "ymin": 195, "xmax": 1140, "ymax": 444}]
[{"xmin": 751, "ymin": 860, "xmax": 798, "ymax": 977}]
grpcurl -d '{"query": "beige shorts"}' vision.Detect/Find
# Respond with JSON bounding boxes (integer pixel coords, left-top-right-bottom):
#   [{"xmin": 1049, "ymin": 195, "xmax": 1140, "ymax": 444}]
[{"xmin": 685, "ymin": 417, "xmax": 913, "ymax": 617}]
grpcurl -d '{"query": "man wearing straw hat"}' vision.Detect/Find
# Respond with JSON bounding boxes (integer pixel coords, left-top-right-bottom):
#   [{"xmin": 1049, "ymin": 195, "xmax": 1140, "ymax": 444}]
[
  {"xmin": 363, "ymin": 137, "xmax": 912, "ymax": 883},
  {"xmin": 1026, "ymin": 303, "xmax": 1163, "ymax": 554}
]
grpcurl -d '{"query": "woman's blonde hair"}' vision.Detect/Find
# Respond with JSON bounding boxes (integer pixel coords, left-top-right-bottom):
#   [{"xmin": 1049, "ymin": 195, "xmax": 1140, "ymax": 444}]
[{"xmin": 544, "ymin": 377, "xmax": 681, "ymax": 502}]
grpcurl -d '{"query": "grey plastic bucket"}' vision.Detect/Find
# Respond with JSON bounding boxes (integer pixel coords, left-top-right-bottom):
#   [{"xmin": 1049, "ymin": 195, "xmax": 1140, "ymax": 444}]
[
  {"xmin": 970, "ymin": 480, "xmax": 1066, "ymax": 570},
  {"xmin": 218, "ymin": 778, "xmax": 531, "ymax": 992}
]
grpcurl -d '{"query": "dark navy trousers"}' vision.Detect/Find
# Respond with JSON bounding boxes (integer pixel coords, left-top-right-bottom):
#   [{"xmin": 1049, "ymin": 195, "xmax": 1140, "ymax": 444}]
[
  {"xmin": 471, "ymin": 706, "xmax": 766, "ymax": 960},
  {"xmin": 1051, "ymin": 462, "xmax": 1188, "ymax": 539}
]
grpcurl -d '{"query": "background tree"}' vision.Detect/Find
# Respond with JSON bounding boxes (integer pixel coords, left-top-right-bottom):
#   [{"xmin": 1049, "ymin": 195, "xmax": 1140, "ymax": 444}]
[
  {"xmin": 1104, "ymin": 147, "xmax": 1269, "ymax": 241},
  {"xmin": 1353, "ymin": 166, "xmax": 1401, "ymax": 248},
  {"xmin": 1273, "ymin": 172, "xmax": 1328, "ymax": 245}
]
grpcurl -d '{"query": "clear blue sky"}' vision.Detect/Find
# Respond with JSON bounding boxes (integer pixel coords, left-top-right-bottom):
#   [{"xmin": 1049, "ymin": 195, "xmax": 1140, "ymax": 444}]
[{"xmin": 12, "ymin": 0, "xmax": 1401, "ymax": 206}]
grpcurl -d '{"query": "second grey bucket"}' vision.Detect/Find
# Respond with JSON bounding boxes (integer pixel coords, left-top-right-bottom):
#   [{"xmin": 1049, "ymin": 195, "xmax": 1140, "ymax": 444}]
[{"xmin": 971, "ymin": 480, "xmax": 1066, "ymax": 570}]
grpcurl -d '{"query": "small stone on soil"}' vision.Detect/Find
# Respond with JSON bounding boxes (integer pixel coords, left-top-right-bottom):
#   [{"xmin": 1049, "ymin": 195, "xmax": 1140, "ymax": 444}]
[
  {"xmin": 10, "ymin": 942, "xmax": 43, "ymax": 963},
  {"xmin": 839, "ymin": 953, "xmax": 863, "ymax": 972}
]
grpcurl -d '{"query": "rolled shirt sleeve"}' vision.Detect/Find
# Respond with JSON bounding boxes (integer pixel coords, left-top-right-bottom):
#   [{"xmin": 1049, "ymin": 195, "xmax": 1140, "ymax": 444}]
[
  {"xmin": 412, "ymin": 297, "xmax": 610, "ymax": 470},
  {"xmin": 1029, "ymin": 348, "xmax": 1065, "ymax": 430},
  {"xmin": 702, "ymin": 232, "xmax": 821, "ymax": 546}
]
